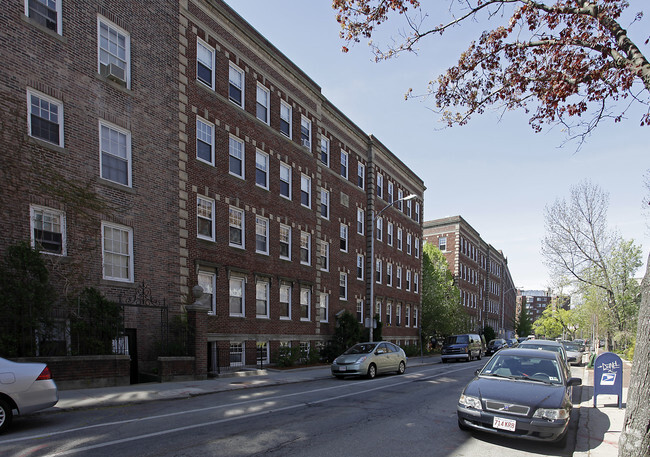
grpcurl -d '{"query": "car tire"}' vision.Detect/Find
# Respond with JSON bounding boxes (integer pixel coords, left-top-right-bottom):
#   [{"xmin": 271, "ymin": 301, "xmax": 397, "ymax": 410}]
[
  {"xmin": 397, "ymin": 361, "xmax": 406, "ymax": 375},
  {"xmin": 458, "ymin": 419, "xmax": 470, "ymax": 431},
  {"xmin": 0, "ymin": 397, "xmax": 13, "ymax": 434},
  {"xmin": 367, "ymin": 364, "xmax": 377, "ymax": 379},
  {"xmin": 477, "ymin": 351, "xmax": 482, "ymax": 360}
]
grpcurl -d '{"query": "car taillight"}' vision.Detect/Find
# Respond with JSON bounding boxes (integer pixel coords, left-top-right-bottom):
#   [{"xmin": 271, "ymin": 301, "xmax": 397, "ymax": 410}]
[{"xmin": 36, "ymin": 366, "xmax": 52, "ymax": 381}]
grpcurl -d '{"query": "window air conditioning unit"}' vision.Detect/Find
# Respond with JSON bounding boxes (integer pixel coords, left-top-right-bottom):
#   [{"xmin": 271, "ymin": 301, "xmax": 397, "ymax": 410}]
[
  {"xmin": 101, "ymin": 63, "xmax": 126, "ymax": 84},
  {"xmin": 301, "ymin": 138, "xmax": 311, "ymax": 148}
]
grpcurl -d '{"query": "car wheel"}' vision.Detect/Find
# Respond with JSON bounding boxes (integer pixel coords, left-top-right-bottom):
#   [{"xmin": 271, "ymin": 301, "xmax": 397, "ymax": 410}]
[
  {"xmin": 441, "ymin": 358, "xmax": 447, "ymax": 363},
  {"xmin": 477, "ymin": 351, "xmax": 482, "ymax": 360},
  {"xmin": 397, "ymin": 361, "xmax": 406, "ymax": 375},
  {"xmin": 0, "ymin": 398, "xmax": 13, "ymax": 434},
  {"xmin": 367, "ymin": 364, "xmax": 377, "ymax": 379},
  {"xmin": 458, "ymin": 419, "xmax": 470, "ymax": 431}
]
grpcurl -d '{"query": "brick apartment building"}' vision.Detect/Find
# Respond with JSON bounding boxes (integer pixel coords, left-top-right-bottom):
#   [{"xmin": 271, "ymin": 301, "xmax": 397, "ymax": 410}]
[
  {"xmin": 1, "ymin": 0, "xmax": 424, "ymax": 376},
  {"xmin": 422, "ymin": 216, "xmax": 516, "ymax": 338},
  {"xmin": 519, "ymin": 290, "xmax": 571, "ymax": 327}
]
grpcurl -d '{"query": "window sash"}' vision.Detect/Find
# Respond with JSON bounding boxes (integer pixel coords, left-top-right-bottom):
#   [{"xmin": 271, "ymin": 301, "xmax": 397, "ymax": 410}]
[
  {"xmin": 229, "ymin": 137, "xmax": 244, "ymax": 177},
  {"xmin": 102, "ymin": 223, "xmax": 132, "ymax": 282},
  {"xmin": 196, "ymin": 118, "xmax": 214, "ymax": 164},
  {"xmin": 229, "ymin": 278, "xmax": 244, "ymax": 316},
  {"xmin": 196, "ymin": 40, "xmax": 213, "ymax": 87},
  {"xmin": 31, "ymin": 206, "xmax": 65, "ymax": 255},
  {"xmin": 197, "ymin": 197, "xmax": 214, "ymax": 240},
  {"xmin": 256, "ymin": 85, "xmax": 269, "ymax": 122},
  {"xmin": 229, "ymin": 65, "xmax": 243, "ymax": 106}
]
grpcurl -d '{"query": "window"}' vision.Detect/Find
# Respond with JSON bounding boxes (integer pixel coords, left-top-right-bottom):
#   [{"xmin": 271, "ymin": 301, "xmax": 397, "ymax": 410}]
[
  {"xmin": 387, "ymin": 222, "xmax": 393, "ymax": 246},
  {"xmin": 255, "ymin": 216, "xmax": 269, "ymax": 254},
  {"xmin": 280, "ymin": 101, "xmax": 292, "ymax": 138},
  {"xmin": 280, "ymin": 162, "xmax": 291, "ymax": 199},
  {"xmin": 407, "ymin": 233, "xmax": 412, "ymax": 255},
  {"xmin": 375, "ymin": 300, "xmax": 382, "ymax": 323},
  {"xmin": 197, "ymin": 196, "xmax": 215, "ymax": 241},
  {"xmin": 196, "ymin": 39, "xmax": 214, "ymax": 88},
  {"xmin": 387, "ymin": 263, "xmax": 393, "ymax": 286},
  {"xmin": 406, "ymin": 305, "xmax": 411, "ymax": 327},
  {"xmin": 31, "ymin": 205, "xmax": 65, "ymax": 255},
  {"xmin": 300, "ymin": 287, "xmax": 311, "ymax": 321},
  {"xmin": 356, "ymin": 254, "xmax": 364, "ymax": 280},
  {"xmin": 98, "ymin": 16, "xmax": 130, "ymax": 87},
  {"xmin": 229, "ymin": 207, "xmax": 245, "ymax": 248},
  {"xmin": 340, "ymin": 151, "xmax": 348, "ymax": 178},
  {"xmin": 339, "ymin": 273, "xmax": 348, "ymax": 300},
  {"xmin": 317, "ymin": 241, "xmax": 329, "ymax": 271},
  {"xmin": 377, "ymin": 173, "xmax": 383, "ymax": 199},
  {"xmin": 406, "ymin": 199, "xmax": 412, "ymax": 218},
  {"xmin": 27, "ymin": 89, "xmax": 63, "ymax": 146},
  {"xmin": 196, "ymin": 117, "xmax": 214, "ymax": 165},
  {"xmin": 280, "ymin": 283, "xmax": 291, "ymax": 319},
  {"xmin": 406, "ymin": 270, "xmax": 411, "ymax": 291},
  {"xmin": 357, "ymin": 208, "xmax": 364, "ymax": 234},
  {"xmin": 230, "ymin": 343, "xmax": 244, "ymax": 366},
  {"xmin": 397, "ymin": 228, "xmax": 403, "ymax": 251},
  {"xmin": 256, "ymin": 84, "xmax": 269, "ymax": 123},
  {"xmin": 397, "ymin": 190, "xmax": 404, "ymax": 210},
  {"xmin": 318, "ymin": 293, "xmax": 329, "ymax": 322},
  {"xmin": 320, "ymin": 188, "xmax": 329, "ymax": 219},
  {"xmin": 438, "ymin": 236, "xmax": 447, "ymax": 251},
  {"xmin": 356, "ymin": 300, "xmax": 363, "ymax": 324},
  {"xmin": 25, "ymin": 0, "xmax": 61, "ymax": 34},
  {"xmin": 340, "ymin": 224, "xmax": 348, "ymax": 252},
  {"xmin": 279, "ymin": 224, "xmax": 291, "ymax": 260},
  {"xmin": 198, "ymin": 271, "xmax": 216, "ymax": 315},
  {"xmin": 357, "ymin": 162, "xmax": 365, "ymax": 189},
  {"xmin": 414, "ymin": 273, "xmax": 419, "ymax": 293},
  {"xmin": 228, "ymin": 63, "xmax": 244, "ymax": 107},
  {"xmin": 300, "ymin": 116, "xmax": 311, "ymax": 148},
  {"xmin": 396, "ymin": 304, "xmax": 402, "ymax": 327},
  {"xmin": 415, "ymin": 202, "xmax": 421, "ymax": 223},
  {"xmin": 386, "ymin": 302, "xmax": 392, "ymax": 326},
  {"xmin": 387, "ymin": 182, "xmax": 394, "ymax": 204},
  {"xmin": 99, "ymin": 121, "xmax": 131, "ymax": 187},
  {"xmin": 300, "ymin": 174, "xmax": 311, "ymax": 208},
  {"xmin": 300, "ymin": 231, "xmax": 311, "ymax": 265},
  {"xmin": 256, "ymin": 280, "xmax": 269, "ymax": 318},
  {"xmin": 376, "ymin": 259, "xmax": 382, "ymax": 284},
  {"xmin": 415, "ymin": 238, "xmax": 420, "ymax": 258},
  {"xmin": 376, "ymin": 217, "xmax": 383, "ymax": 241},
  {"xmin": 320, "ymin": 137, "xmax": 330, "ymax": 166},
  {"xmin": 229, "ymin": 277, "xmax": 245, "ymax": 316},
  {"xmin": 414, "ymin": 307, "xmax": 418, "ymax": 328},
  {"xmin": 255, "ymin": 150, "xmax": 269, "ymax": 189},
  {"xmin": 229, "ymin": 136, "xmax": 244, "ymax": 178},
  {"xmin": 397, "ymin": 267, "xmax": 402, "ymax": 289},
  {"xmin": 102, "ymin": 222, "xmax": 133, "ymax": 282}
]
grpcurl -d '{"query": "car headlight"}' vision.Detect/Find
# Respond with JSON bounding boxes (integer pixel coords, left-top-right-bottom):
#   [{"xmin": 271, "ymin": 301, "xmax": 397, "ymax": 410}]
[
  {"xmin": 533, "ymin": 408, "xmax": 569, "ymax": 420},
  {"xmin": 459, "ymin": 394, "xmax": 482, "ymax": 410},
  {"xmin": 354, "ymin": 356, "xmax": 368, "ymax": 364}
]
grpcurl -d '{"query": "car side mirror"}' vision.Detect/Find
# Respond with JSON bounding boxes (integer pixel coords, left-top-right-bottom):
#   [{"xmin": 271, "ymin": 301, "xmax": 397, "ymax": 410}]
[
  {"xmin": 474, "ymin": 369, "xmax": 480, "ymax": 376},
  {"xmin": 567, "ymin": 377, "xmax": 582, "ymax": 387}
]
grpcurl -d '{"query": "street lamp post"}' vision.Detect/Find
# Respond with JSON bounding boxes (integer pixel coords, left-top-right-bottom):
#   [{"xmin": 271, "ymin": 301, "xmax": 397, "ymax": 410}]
[{"xmin": 368, "ymin": 194, "xmax": 416, "ymax": 342}]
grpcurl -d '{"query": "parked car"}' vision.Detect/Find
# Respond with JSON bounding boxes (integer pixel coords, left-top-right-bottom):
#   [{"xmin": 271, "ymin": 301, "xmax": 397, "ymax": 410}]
[
  {"xmin": 331, "ymin": 342, "xmax": 407, "ymax": 379},
  {"xmin": 517, "ymin": 339, "xmax": 571, "ymax": 368},
  {"xmin": 506, "ymin": 338, "xmax": 519, "ymax": 347},
  {"xmin": 457, "ymin": 348, "xmax": 582, "ymax": 443},
  {"xmin": 517, "ymin": 337, "xmax": 528, "ymax": 344},
  {"xmin": 562, "ymin": 342, "xmax": 584, "ymax": 366},
  {"xmin": 441, "ymin": 334, "xmax": 483, "ymax": 363},
  {"xmin": 486, "ymin": 339, "xmax": 508, "ymax": 356},
  {"xmin": 0, "ymin": 357, "xmax": 59, "ymax": 433}
]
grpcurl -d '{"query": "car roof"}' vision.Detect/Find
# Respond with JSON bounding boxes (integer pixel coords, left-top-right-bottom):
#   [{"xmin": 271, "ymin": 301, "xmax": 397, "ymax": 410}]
[
  {"xmin": 519, "ymin": 339, "xmax": 562, "ymax": 347},
  {"xmin": 495, "ymin": 347, "xmax": 561, "ymax": 360}
]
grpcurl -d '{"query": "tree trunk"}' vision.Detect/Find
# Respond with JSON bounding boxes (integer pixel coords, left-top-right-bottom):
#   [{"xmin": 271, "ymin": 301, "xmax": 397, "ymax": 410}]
[{"xmin": 619, "ymin": 254, "xmax": 650, "ymax": 457}]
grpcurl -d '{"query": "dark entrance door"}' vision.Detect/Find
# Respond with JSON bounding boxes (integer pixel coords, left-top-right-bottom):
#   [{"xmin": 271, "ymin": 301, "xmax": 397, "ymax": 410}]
[{"xmin": 125, "ymin": 328, "xmax": 138, "ymax": 384}]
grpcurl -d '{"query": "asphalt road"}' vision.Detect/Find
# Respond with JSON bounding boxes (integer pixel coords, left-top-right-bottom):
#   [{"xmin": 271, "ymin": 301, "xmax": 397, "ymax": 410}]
[{"xmin": 0, "ymin": 361, "xmax": 582, "ymax": 457}]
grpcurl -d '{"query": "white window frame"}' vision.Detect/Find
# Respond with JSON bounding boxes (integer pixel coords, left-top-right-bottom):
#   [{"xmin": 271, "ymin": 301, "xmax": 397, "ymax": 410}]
[
  {"xmin": 356, "ymin": 254, "xmax": 364, "ymax": 280},
  {"xmin": 320, "ymin": 188, "xmax": 330, "ymax": 219},
  {"xmin": 340, "ymin": 150, "xmax": 348, "ymax": 179},
  {"xmin": 228, "ymin": 62, "xmax": 244, "ymax": 108},
  {"xmin": 99, "ymin": 120, "xmax": 132, "ymax": 187},
  {"xmin": 196, "ymin": 117, "xmax": 214, "ymax": 166},
  {"xmin": 229, "ymin": 276, "xmax": 245, "ymax": 317},
  {"xmin": 30, "ymin": 204, "xmax": 66, "ymax": 256},
  {"xmin": 406, "ymin": 305, "xmax": 411, "ymax": 327},
  {"xmin": 229, "ymin": 207, "xmax": 245, "ymax": 249},
  {"xmin": 27, "ymin": 89, "xmax": 64, "ymax": 147},
  {"xmin": 255, "ymin": 150, "xmax": 269, "ymax": 189},
  {"xmin": 319, "ymin": 293, "xmax": 329, "ymax": 323},
  {"xmin": 280, "ymin": 101, "xmax": 292, "ymax": 138},
  {"xmin": 279, "ymin": 224, "xmax": 291, "ymax": 260},
  {"xmin": 415, "ymin": 202, "xmax": 421, "ymax": 223},
  {"xmin": 97, "ymin": 15, "xmax": 130, "ymax": 88},
  {"xmin": 387, "ymin": 263, "xmax": 393, "ymax": 287},
  {"xmin": 196, "ymin": 38, "xmax": 215, "ymax": 89},
  {"xmin": 376, "ymin": 259, "xmax": 382, "ymax": 284},
  {"xmin": 300, "ymin": 231, "xmax": 311, "ymax": 265},
  {"xmin": 386, "ymin": 302, "xmax": 392, "ymax": 326},
  {"xmin": 256, "ymin": 83, "xmax": 270, "ymax": 124},
  {"xmin": 439, "ymin": 236, "xmax": 447, "ymax": 251},
  {"xmin": 101, "ymin": 221, "xmax": 133, "ymax": 283},
  {"xmin": 357, "ymin": 300, "xmax": 364, "ymax": 324},
  {"xmin": 340, "ymin": 224, "xmax": 348, "ymax": 252},
  {"xmin": 387, "ymin": 221, "xmax": 393, "ymax": 246},
  {"xmin": 229, "ymin": 135, "xmax": 245, "ymax": 179},
  {"xmin": 406, "ymin": 199, "xmax": 412, "ymax": 218},
  {"xmin": 396, "ymin": 303, "xmax": 402, "ymax": 327},
  {"xmin": 387, "ymin": 182, "xmax": 394, "ymax": 204},
  {"xmin": 339, "ymin": 272, "xmax": 348, "ymax": 301},
  {"xmin": 197, "ymin": 195, "xmax": 215, "ymax": 241},
  {"xmin": 397, "ymin": 189, "xmax": 403, "ymax": 210},
  {"xmin": 357, "ymin": 208, "xmax": 365, "ymax": 235},
  {"xmin": 300, "ymin": 174, "xmax": 311, "ymax": 208},
  {"xmin": 357, "ymin": 162, "xmax": 365, "ymax": 189},
  {"xmin": 198, "ymin": 271, "xmax": 216, "ymax": 315},
  {"xmin": 300, "ymin": 116, "xmax": 311, "ymax": 149},
  {"xmin": 256, "ymin": 280, "xmax": 270, "ymax": 318},
  {"xmin": 300, "ymin": 287, "xmax": 311, "ymax": 321},
  {"xmin": 280, "ymin": 162, "xmax": 292, "ymax": 200},
  {"xmin": 280, "ymin": 283, "xmax": 291, "ymax": 320},
  {"xmin": 415, "ymin": 238, "xmax": 420, "ymax": 258},
  {"xmin": 397, "ymin": 228, "xmax": 403, "ymax": 251},
  {"xmin": 414, "ymin": 307, "xmax": 418, "ymax": 328},
  {"xmin": 255, "ymin": 216, "xmax": 269, "ymax": 255},
  {"xmin": 414, "ymin": 273, "xmax": 419, "ymax": 293},
  {"xmin": 25, "ymin": 0, "xmax": 62, "ymax": 34},
  {"xmin": 376, "ymin": 217, "xmax": 383, "ymax": 241},
  {"xmin": 377, "ymin": 173, "xmax": 383, "ymax": 199},
  {"xmin": 407, "ymin": 233, "xmax": 412, "ymax": 255},
  {"xmin": 320, "ymin": 137, "xmax": 330, "ymax": 166},
  {"xmin": 376, "ymin": 300, "xmax": 382, "ymax": 323},
  {"xmin": 397, "ymin": 267, "xmax": 402, "ymax": 289},
  {"xmin": 318, "ymin": 240, "xmax": 329, "ymax": 271},
  {"xmin": 406, "ymin": 270, "xmax": 412, "ymax": 291}
]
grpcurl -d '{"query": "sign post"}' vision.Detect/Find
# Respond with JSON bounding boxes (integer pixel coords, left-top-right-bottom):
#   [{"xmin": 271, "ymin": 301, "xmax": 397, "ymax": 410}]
[{"xmin": 593, "ymin": 352, "xmax": 623, "ymax": 409}]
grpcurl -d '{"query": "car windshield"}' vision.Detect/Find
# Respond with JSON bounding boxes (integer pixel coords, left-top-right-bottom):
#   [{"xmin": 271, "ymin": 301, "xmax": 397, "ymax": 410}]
[
  {"xmin": 481, "ymin": 354, "xmax": 563, "ymax": 385},
  {"xmin": 521, "ymin": 343, "xmax": 561, "ymax": 354},
  {"xmin": 445, "ymin": 335, "xmax": 469, "ymax": 345},
  {"xmin": 343, "ymin": 343, "xmax": 377, "ymax": 355},
  {"xmin": 563, "ymin": 343, "xmax": 581, "ymax": 352}
]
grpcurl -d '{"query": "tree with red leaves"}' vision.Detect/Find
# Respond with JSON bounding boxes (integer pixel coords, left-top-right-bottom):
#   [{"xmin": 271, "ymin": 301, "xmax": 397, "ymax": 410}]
[{"xmin": 333, "ymin": 2, "xmax": 649, "ymax": 455}]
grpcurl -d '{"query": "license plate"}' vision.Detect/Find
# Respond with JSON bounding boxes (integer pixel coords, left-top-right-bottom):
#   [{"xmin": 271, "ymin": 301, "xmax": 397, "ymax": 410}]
[
  {"xmin": 493, "ymin": 416, "xmax": 516, "ymax": 432},
  {"xmin": 339, "ymin": 366, "xmax": 347, "ymax": 371}
]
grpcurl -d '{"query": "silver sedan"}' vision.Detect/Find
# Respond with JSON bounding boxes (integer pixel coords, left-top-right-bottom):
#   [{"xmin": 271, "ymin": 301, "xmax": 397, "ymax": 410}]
[
  {"xmin": 331, "ymin": 342, "xmax": 407, "ymax": 379},
  {"xmin": 0, "ymin": 357, "xmax": 59, "ymax": 433}
]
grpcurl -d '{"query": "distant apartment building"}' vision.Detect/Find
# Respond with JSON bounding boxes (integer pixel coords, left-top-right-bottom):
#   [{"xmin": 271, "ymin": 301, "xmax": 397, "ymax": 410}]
[
  {"xmin": 423, "ymin": 216, "xmax": 516, "ymax": 338},
  {"xmin": 519, "ymin": 290, "xmax": 570, "ymax": 326},
  {"xmin": 1, "ymin": 0, "xmax": 424, "ymax": 377}
]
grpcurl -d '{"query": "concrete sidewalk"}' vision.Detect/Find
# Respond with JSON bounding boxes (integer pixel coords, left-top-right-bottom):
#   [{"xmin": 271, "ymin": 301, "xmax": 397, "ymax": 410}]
[{"xmin": 45, "ymin": 354, "xmax": 631, "ymax": 456}]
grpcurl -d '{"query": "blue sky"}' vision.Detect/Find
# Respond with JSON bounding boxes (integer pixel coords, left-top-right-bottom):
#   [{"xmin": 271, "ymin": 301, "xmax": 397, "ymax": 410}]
[{"xmin": 225, "ymin": 0, "xmax": 650, "ymax": 290}]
